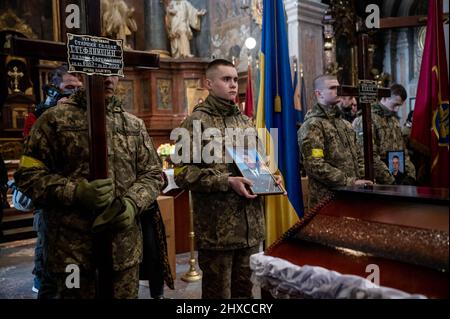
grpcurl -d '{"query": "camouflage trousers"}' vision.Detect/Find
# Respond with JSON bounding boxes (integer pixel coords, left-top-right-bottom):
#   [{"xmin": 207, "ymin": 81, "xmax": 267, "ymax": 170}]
[
  {"xmin": 38, "ymin": 264, "xmax": 139, "ymax": 299},
  {"xmin": 198, "ymin": 245, "xmax": 260, "ymax": 299},
  {"xmin": 32, "ymin": 209, "xmax": 45, "ymax": 279}
]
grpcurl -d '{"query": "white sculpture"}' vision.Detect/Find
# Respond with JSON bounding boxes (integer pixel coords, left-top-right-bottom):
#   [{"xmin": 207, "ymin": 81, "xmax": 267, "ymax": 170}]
[
  {"xmin": 101, "ymin": 0, "xmax": 137, "ymax": 48},
  {"xmin": 166, "ymin": 0, "xmax": 207, "ymax": 58}
]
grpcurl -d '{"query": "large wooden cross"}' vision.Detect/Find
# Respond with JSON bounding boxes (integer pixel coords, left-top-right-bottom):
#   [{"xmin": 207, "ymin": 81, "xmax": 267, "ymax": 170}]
[
  {"xmin": 379, "ymin": 13, "xmax": 448, "ymax": 29},
  {"xmin": 341, "ymin": 12, "xmax": 450, "ymax": 180},
  {"xmin": 9, "ymin": 0, "xmax": 159, "ymax": 298},
  {"xmin": 337, "ymin": 24, "xmax": 391, "ymax": 181}
]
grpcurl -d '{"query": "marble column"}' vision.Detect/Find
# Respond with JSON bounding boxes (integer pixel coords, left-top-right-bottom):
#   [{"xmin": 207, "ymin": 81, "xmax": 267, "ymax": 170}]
[
  {"xmin": 383, "ymin": 30, "xmax": 392, "ymax": 77},
  {"xmin": 144, "ymin": 0, "xmax": 170, "ymax": 56},
  {"xmin": 395, "ymin": 30, "xmax": 410, "ymax": 123},
  {"xmin": 284, "ymin": 0, "xmax": 328, "ymax": 109},
  {"xmin": 190, "ymin": 0, "xmax": 211, "ymax": 58}
]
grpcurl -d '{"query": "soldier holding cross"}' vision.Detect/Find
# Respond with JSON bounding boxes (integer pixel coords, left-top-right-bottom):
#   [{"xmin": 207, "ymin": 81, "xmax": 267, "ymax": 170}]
[
  {"xmin": 353, "ymin": 84, "xmax": 416, "ymax": 185},
  {"xmin": 8, "ymin": 0, "xmax": 164, "ymax": 298},
  {"xmin": 298, "ymin": 74, "xmax": 375, "ymax": 209},
  {"xmin": 14, "ymin": 76, "xmax": 164, "ymax": 298}
]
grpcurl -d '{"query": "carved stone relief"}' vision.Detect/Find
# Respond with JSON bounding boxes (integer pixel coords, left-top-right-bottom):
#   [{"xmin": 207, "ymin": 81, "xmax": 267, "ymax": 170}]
[
  {"xmin": 184, "ymin": 78, "xmax": 201, "ymax": 112},
  {"xmin": 141, "ymin": 78, "xmax": 150, "ymax": 111},
  {"xmin": 157, "ymin": 78, "xmax": 173, "ymax": 110},
  {"xmin": 116, "ymin": 80, "xmax": 134, "ymax": 112}
]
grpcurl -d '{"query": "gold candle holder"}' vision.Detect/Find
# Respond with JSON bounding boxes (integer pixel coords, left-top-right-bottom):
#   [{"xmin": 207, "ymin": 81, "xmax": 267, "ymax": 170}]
[{"xmin": 181, "ymin": 191, "xmax": 202, "ymax": 282}]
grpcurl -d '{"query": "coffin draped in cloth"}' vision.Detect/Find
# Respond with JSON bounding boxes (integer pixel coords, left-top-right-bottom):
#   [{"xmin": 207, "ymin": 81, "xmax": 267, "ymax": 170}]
[{"xmin": 251, "ymin": 185, "xmax": 449, "ymax": 299}]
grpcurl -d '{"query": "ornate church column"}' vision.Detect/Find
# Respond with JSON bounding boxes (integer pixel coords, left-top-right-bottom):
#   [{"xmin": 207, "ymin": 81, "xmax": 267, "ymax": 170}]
[
  {"xmin": 144, "ymin": 0, "xmax": 170, "ymax": 56},
  {"xmin": 395, "ymin": 29, "xmax": 410, "ymax": 121},
  {"xmin": 284, "ymin": 0, "xmax": 328, "ymax": 108},
  {"xmin": 190, "ymin": 0, "xmax": 210, "ymax": 58}
]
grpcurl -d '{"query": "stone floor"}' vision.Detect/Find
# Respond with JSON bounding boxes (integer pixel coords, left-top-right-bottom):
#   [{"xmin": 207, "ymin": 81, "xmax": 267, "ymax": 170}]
[
  {"xmin": 0, "ymin": 238, "xmax": 202, "ymax": 299},
  {"xmin": 0, "ymin": 238, "xmax": 261, "ymax": 299}
]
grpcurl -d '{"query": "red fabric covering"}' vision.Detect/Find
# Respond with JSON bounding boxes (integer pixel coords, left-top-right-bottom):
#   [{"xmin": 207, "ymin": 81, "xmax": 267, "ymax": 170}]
[
  {"xmin": 244, "ymin": 65, "xmax": 254, "ymax": 118},
  {"xmin": 23, "ymin": 112, "xmax": 37, "ymax": 138}
]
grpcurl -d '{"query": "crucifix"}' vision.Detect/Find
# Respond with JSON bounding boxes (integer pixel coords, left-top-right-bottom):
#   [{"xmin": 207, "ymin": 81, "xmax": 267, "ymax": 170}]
[
  {"xmin": 8, "ymin": 66, "xmax": 24, "ymax": 93},
  {"xmin": 8, "ymin": 0, "xmax": 159, "ymax": 298},
  {"xmin": 337, "ymin": 21, "xmax": 391, "ymax": 181}
]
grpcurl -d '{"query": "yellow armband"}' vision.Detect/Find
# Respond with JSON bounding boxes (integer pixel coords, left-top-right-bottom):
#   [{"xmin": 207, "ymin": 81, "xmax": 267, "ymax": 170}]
[
  {"xmin": 311, "ymin": 149, "xmax": 324, "ymax": 158},
  {"xmin": 19, "ymin": 156, "xmax": 46, "ymax": 169},
  {"xmin": 174, "ymin": 166, "xmax": 187, "ymax": 176}
]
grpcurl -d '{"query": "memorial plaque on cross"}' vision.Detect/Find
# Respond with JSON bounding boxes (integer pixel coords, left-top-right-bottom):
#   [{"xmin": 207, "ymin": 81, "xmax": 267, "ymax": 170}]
[
  {"xmin": 8, "ymin": 0, "xmax": 159, "ymax": 298},
  {"xmin": 337, "ymin": 27, "xmax": 390, "ymax": 181}
]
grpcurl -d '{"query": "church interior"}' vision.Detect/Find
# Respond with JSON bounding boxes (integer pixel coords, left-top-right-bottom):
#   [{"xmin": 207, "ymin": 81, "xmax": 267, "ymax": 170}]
[{"xmin": 0, "ymin": 0, "xmax": 448, "ymax": 300}]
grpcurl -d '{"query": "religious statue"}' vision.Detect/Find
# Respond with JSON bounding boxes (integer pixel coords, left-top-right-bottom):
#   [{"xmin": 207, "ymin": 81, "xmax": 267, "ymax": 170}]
[
  {"xmin": 165, "ymin": 0, "xmax": 207, "ymax": 58},
  {"xmin": 101, "ymin": 0, "xmax": 137, "ymax": 48}
]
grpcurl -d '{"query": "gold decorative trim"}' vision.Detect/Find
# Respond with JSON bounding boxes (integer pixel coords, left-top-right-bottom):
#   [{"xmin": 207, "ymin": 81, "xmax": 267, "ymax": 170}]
[
  {"xmin": 149, "ymin": 49, "xmax": 171, "ymax": 58},
  {"xmin": 0, "ymin": 9, "xmax": 37, "ymax": 39},
  {"xmin": 252, "ymin": 0, "xmax": 263, "ymax": 29},
  {"xmin": 52, "ymin": 0, "xmax": 61, "ymax": 42},
  {"xmin": 5, "ymin": 56, "xmax": 27, "ymax": 65}
]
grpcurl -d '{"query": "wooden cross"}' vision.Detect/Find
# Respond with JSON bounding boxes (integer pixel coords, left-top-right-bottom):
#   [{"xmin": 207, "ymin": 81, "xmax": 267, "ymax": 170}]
[
  {"xmin": 341, "ymin": 12, "xmax": 450, "ymax": 180},
  {"xmin": 8, "ymin": 0, "xmax": 159, "ymax": 298},
  {"xmin": 379, "ymin": 13, "xmax": 448, "ymax": 29},
  {"xmin": 337, "ymin": 24, "xmax": 391, "ymax": 181}
]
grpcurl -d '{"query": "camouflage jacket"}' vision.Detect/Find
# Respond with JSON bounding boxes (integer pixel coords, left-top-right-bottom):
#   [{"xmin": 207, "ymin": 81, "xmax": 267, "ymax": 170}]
[
  {"xmin": 174, "ymin": 94, "xmax": 264, "ymax": 250},
  {"xmin": 14, "ymin": 90, "xmax": 163, "ymax": 273},
  {"xmin": 353, "ymin": 103, "xmax": 416, "ymax": 184},
  {"xmin": 298, "ymin": 103, "xmax": 365, "ymax": 209}
]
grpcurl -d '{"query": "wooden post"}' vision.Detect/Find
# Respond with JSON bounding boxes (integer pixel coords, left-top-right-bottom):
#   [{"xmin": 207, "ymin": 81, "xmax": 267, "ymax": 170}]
[
  {"xmin": 357, "ymin": 32, "xmax": 374, "ymax": 181},
  {"xmin": 336, "ymin": 23, "xmax": 391, "ymax": 181}
]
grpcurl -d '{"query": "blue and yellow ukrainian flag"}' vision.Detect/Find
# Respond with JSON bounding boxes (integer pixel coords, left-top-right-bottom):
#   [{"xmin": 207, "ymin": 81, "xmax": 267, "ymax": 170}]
[{"xmin": 256, "ymin": 0, "xmax": 304, "ymax": 246}]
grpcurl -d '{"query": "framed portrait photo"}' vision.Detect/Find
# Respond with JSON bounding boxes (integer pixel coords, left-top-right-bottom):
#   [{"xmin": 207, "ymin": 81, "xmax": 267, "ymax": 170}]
[
  {"xmin": 387, "ymin": 150, "xmax": 405, "ymax": 175},
  {"xmin": 226, "ymin": 146, "xmax": 284, "ymax": 196}
]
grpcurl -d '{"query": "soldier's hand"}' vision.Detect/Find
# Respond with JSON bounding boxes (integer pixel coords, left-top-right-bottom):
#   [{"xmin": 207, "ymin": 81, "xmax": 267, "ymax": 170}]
[
  {"xmin": 228, "ymin": 177, "xmax": 257, "ymax": 199},
  {"xmin": 92, "ymin": 197, "xmax": 123, "ymax": 233},
  {"xmin": 75, "ymin": 178, "xmax": 114, "ymax": 210},
  {"xmin": 273, "ymin": 174, "xmax": 287, "ymax": 196},
  {"xmin": 110, "ymin": 198, "xmax": 137, "ymax": 230},
  {"xmin": 92, "ymin": 197, "xmax": 137, "ymax": 233},
  {"xmin": 354, "ymin": 179, "xmax": 374, "ymax": 187}
]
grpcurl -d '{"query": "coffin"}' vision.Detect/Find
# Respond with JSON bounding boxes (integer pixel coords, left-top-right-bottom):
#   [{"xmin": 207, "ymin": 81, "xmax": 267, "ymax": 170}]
[{"xmin": 251, "ymin": 185, "xmax": 449, "ymax": 299}]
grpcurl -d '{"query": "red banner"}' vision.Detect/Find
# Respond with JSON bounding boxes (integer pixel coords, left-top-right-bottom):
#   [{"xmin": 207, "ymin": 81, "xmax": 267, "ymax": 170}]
[
  {"xmin": 244, "ymin": 65, "xmax": 254, "ymax": 118},
  {"xmin": 410, "ymin": 0, "xmax": 449, "ymax": 188}
]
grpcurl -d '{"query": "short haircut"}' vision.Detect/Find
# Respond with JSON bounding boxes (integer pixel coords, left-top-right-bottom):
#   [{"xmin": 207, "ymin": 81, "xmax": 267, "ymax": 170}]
[
  {"xmin": 390, "ymin": 83, "xmax": 407, "ymax": 101},
  {"xmin": 313, "ymin": 74, "xmax": 337, "ymax": 90},
  {"xmin": 206, "ymin": 59, "xmax": 235, "ymax": 78},
  {"xmin": 393, "ymin": 155, "xmax": 399, "ymax": 160},
  {"xmin": 50, "ymin": 64, "xmax": 69, "ymax": 88}
]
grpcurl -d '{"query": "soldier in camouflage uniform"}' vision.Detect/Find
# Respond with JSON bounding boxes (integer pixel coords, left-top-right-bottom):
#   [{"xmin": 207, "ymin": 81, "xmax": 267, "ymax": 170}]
[
  {"xmin": 298, "ymin": 75, "xmax": 375, "ymax": 209},
  {"xmin": 353, "ymin": 84, "xmax": 416, "ymax": 185},
  {"xmin": 174, "ymin": 59, "xmax": 275, "ymax": 299},
  {"xmin": 338, "ymin": 96, "xmax": 358, "ymax": 123},
  {"xmin": 14, "ymin": 76, "xmax": 163, "ymax": 299}
]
